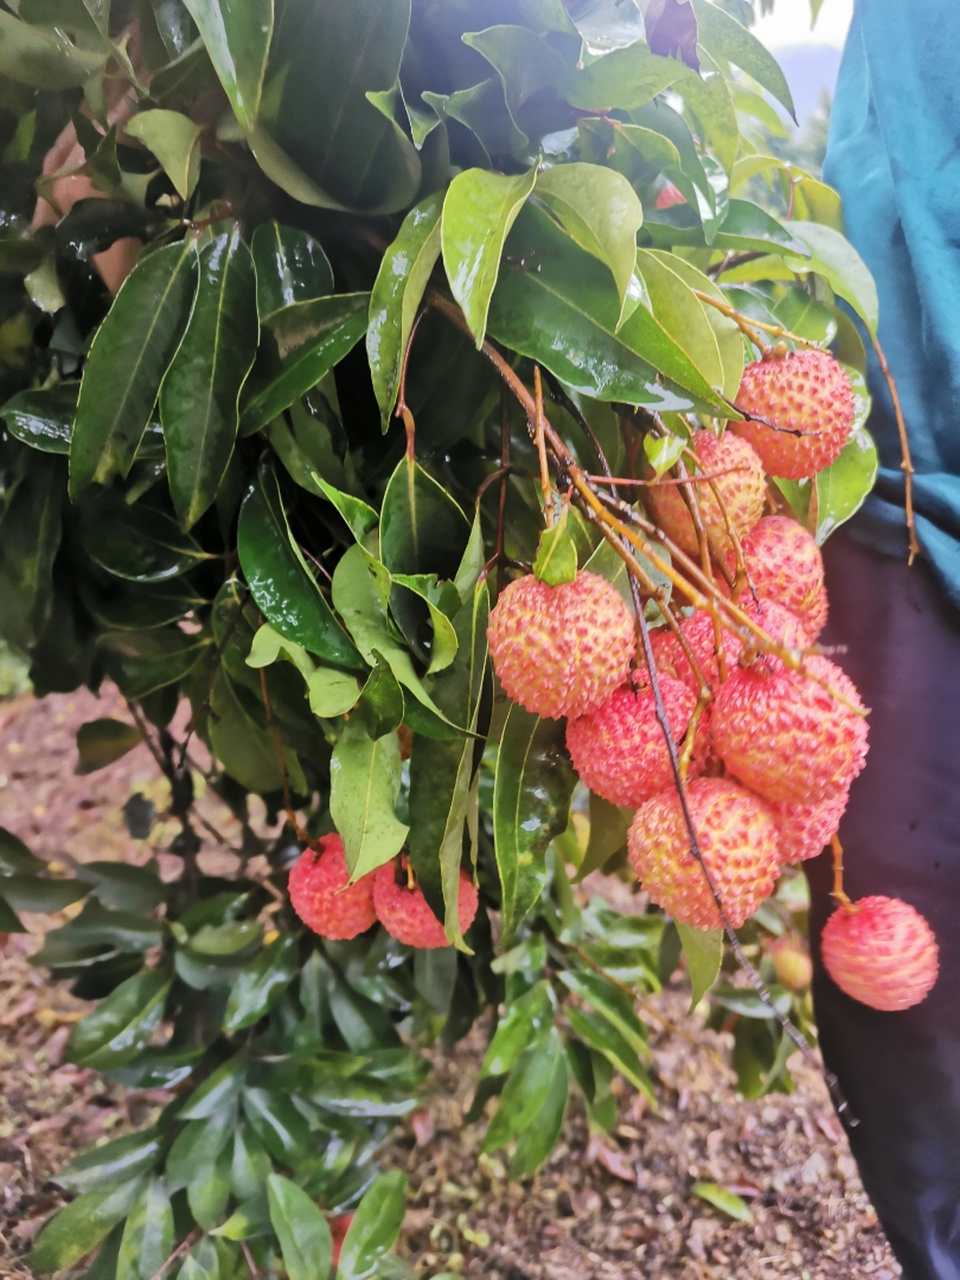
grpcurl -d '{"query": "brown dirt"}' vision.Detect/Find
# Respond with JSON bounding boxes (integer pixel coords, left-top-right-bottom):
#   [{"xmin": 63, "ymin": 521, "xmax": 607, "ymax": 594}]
[{"xmin": 0, "ymin": 686, "xmax": 901, "ymax": 1278}]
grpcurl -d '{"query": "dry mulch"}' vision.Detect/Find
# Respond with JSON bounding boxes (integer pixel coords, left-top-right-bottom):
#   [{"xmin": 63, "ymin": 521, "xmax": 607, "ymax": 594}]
[{"xmin": 0, "ymin": 686, "xmax": 901, "ymax": 1278}]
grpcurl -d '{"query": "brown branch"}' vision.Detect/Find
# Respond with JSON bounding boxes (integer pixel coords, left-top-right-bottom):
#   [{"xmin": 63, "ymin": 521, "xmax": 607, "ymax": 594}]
[
  {"xmin": 146, "ymin": 1229, "xmax": 202, "ymax": 1280},
  {"xmin": 395, "ymin": 309, "xmax": 424, "ymax": 461},
  {"xmin": 871, "ymin": 335, "xmax": 921, "ymax": 564}
]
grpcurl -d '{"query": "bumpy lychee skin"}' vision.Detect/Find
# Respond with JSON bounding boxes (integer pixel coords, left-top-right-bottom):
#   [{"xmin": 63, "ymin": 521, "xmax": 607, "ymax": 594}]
[
  {"xmin": 730, "ymin": 516, "xmax": 827, "ymax": 638},
  {"xmin": 652, "ymin": 600, "xmax": 808, "ymax": 694},
  {"xmin": 288, "ymin": 835, "xmax": 378, "ymax": 940},
  {"xmin": 821, "ymin": 896, "xmax": 939, "ymax": 1012},
  {"xmin": 767, "ymin": 785, "xmax": 849, "ymax": 864},
  {"xmin": 487, "ymin": 570, "xmax": 635, "ymax": 720},
  {"xmin": 645, "ymin": 430, "xmax": 766, "ymax": 558},
  {"xmin": 627, "ymin": 777, "xmax": 780, "ymax": 929},
  {"xmin": 373, "ymin": 858, "xmax": 479, "ymax": 949},
  {"xmin": 733, "ymin": 350, "xmax": 855, "ymax": 480},
  {"xmin": 712, "ymin": 655, "xmax": 868, "ymax": 805},
  {"xmin": 566, "ymin": 676, "xmax": 695, "ymax": 808}
]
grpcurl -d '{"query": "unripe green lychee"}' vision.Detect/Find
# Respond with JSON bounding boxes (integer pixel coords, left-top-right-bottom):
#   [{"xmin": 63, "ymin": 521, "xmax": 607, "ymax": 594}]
[
  {"xmin": 566, "ymin": 675, "xmax": 695, "ymax": 808},
  {"xmin": 733, "ymin": 350, "xmax": 855, "ymax": 479},
  {"xmin": 288, "ymin": 835, "xmax": 378, "ymax": 940},
  {"xmin": 373, "ymin": 856, "xmax": 479, "ymax": 949},
  {"xmin": 626, "ymin": 777, "xmax": 780, "ymax": 929},
  {"xmin": 645, "ymin": 429, "xmax": 766, "ymax": 558},
  {"xmin": 821, "ymin": 895, "xmax": 939, "ymax": 1012},
  {"xmin": 487, "ymin": 570, "xmax": 635, "ymax": 720},
  {"xmin": 766, "ymin": 934, "xmax": 813, "ymax": 991},
  {"xmin": 729, "ymin": 515, "xmax": 827, "ymax": 638}
]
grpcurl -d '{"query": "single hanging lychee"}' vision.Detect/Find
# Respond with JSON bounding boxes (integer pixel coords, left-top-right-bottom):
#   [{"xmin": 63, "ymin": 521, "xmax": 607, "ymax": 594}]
[
  {"xmin": 645, "ymin": 429, "xmax": 766, "ymax": 558},
  {"xmin": 766, "ymin": 934, "xmax": 813, "ymax": 992},
  {"xmin": 626, "ymin": 777, "xmax": 780, "ymax": 929},
  {"xmin": 288, "ymin": 834, "xmax": 378, "ymax": 940},
  {"xmin": 821, "ymin": 895, "xmax": 939, "ymax": 1011},
  {"xmin": 767, "ymin": 786, "xmax": 850, "ymax": 864},
  {"xmin": 733, "ymin": 349, "xmax": 855, "ymax": 479},
  {"xmin": 487, "ymin": 569, "xmax": 635, "ymax": 720},
  {"xmin": 566, "ymin": 674, "xmax": 695, "ymax": 807},
  {"xmin": 728, "ymin": 515, "xmax": 828, "ymax": 638},
  {"xmin": 712, "ymin": 655, "xmax": 868, "ymax": 805},
  {"xmin": 373, "ymin": 856, "xmax": 479, "ymax": 948}
]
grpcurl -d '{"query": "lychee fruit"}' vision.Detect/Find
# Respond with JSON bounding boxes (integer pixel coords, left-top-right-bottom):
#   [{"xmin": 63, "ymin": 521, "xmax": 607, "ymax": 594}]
[
  {"xmin": 645, "ymin": 430, "xmax": 765, "ymax": 559},
  {"xmin": 729, "ymin": 515, "xmax": 827, "ymax": 638},
  {"xmin": 487, "ymin": 570, "xmax": 635, "ymax": 720},
  {"xmin": 767, "ymin": 934, "xmax": 813, "ymax": 991},
  {"xmin": 767, "ymin": 786, "xmax": 849, "ymax": 864},
  {"xmin": 652, "ymin": 609, "xmax": 743, "ymax": 693},
  {"xmin": 733, "ymin": 349, "xmax": 855, "ymax": 479},
  {"xmin": 626, "ymin": 777, "xmax": 781, "ymax": 929},
  {"xmin": 566, "ymin": 675, "xmax": 694, "ymax": 807},
  {"xmin": 712, "ymin": 655, "xmax": 868, "ymax": 805},
  {"xmin": 288, "ymin": 834, "xmax": 378, "ymax": 940},
  {"xmin": 655, "ymin": 183, "xmax": 687, "ymax": 209},
  {"xmin": 373, "ymin": 856, "xmax": 479, "ymax": 948},
  {"xmin": 820, "ymin": 895, "xmax": 939, "ymax": 1011}
]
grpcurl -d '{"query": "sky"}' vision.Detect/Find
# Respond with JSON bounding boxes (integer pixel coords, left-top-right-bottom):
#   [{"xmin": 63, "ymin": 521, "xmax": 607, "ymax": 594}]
[{"xmin": 752, "ymin": 0, "xmax": 854, "ymax": 49}]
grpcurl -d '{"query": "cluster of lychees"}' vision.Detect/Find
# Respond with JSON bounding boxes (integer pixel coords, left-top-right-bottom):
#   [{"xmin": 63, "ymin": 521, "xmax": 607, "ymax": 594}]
[
  {"xmin": 488, "ymin": 350, "xmax": 939, "ymax": 1013},
  {"xmin": 288, "ymin": 834, "xmax": 478, "ymax": 949}
]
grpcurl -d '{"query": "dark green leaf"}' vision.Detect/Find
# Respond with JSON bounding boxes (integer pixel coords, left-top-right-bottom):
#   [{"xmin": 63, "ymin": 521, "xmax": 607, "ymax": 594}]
[
  {"xmin": 69, "ymin": 240, "xmax": 197, "ymax": 496},
  {"xmin": 251, "ymin": 221, "xmax": 333, "ymax": 321},
  {"xmin": 482, "ymin": 981, "xmax": 553, "ymax": 1077},
  {"xmin": 107, "ymin": 1045, "xmax": 203, "ymax": 1090},
  {"xmin": 75, "ymin": 718, "xmax": 142, "ymax": 774},
  {"xmin": 677, "ymin": 922, "xmax": 722, "ymax": 1010},
  {"xmin": 380, "ymin": 455, "xmax": 471, "ymax": 580},
  {"xmin": 0, "ymin": 897, "xmax": 25, "ymax": 932},
  {"xmin": 160, "ymin": 227, "xmax": 258, "ymax": 528},
  {"xmin": 1, "ymin": 383, "xmax": 77, "ymax": 454},
  {"xmin": 510, "ymin": 1043, "xmax": 567, "ymax": 1177},
  {"xmin": 182, "ymin": 0, "xmax": 272, "ymax": 129},
  {"xmin": 241, "ymin": 1087, "xmax": 306, "ymax": 1163},
  {"xmin": 359, "ymin": 654, "xmax": 405, "ymax": 739},
  {"xmin": 56, "ymin": 1129, "xmax": 161, "ymax": 1194},
  {"xmin": 55, "ymin": 200, "xmax": 171, "ymax": 262},
  {"xmin": 223, "ymin": 933, "xmax": 298, "ymax": 1031},
  {"xmin": 55, "ymin": 898, "xmax": 164, "ymax": 952},
  {"xmin": 330, "ymin": 715, "xmax": 409, "ymax": 880},
  {"xmin": 0, "ymin": 452, "xmax": 62, "ymax": 651},
  {"xmin": 179, "ymin": 1060, "xmax": 247, "ymax": 1120},
  {"xmin": 811, "ymin": 423, "xmax": 878, "ymax": 546},
  {"xmin": 482, "ymin": 1026, "xmax": 562, "ymax": 1151},
  {"xmin": 563, "ymin": 1005, "xmax": 653, "ymax": 1097},
  {"xmin": 0, "ymin": 8, "xmax": 105, "ymax": 89},
  {"xmin": 68, "ymin": 968, "xmax": 171, "ymax": 1070},
  {"xmin": 75, "ymin": 861, "xmax": 166, "ymax": 912},
  {"xmin": 29, "ymin": 1178, "xmax": 145, "ymax": 1273},
  {"xmin": 337, "ymin": 1171, "xmax": 407, "ymax": 1280},
  {"xmin": 166, "ymin": 1106, "xmax": 237, "ymax": 1192},
  {"xmin": 83, "ymin": 500, "xmax": 208, "ymax": 583},
  {"xmin": 1, "ymin": 874, "xmax": 89, "ymax": 912},
  {"xmin": 117, "ymin": 1177, "xmax": 174, "ymax": 1280},
  {"xmin": 100, "ymin": 628, "xmax": 208, "ymax": 700},
  {"xmin": 0, "ymin": 827, "xmax": 43, "ymax": 876},
  {"xmin": 691, "ymin": 0, "xmax": 795, "ymax": 117},
  {"xmin": 267, "ymin": 1173, "xmax": 332, "ymax": 1280},
  {"xmin": 558, "ymin": 969, "xmax": 647, "ymax": 1056},
  {"xmin": 230, "ymin": 1123, "xmax": 272, "ymax": 1203}
]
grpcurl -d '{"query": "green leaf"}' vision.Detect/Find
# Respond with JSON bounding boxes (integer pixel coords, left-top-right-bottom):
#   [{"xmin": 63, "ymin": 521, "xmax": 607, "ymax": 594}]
[
  {"xmin": 166, "ymin": 1108, "xmax": 237, "ymax": 1193},
  {"xmin": 75, "ymin": 718, "xmax": 142, "ymax": 775},
  {"xmin": 558, "ymin": 969, "xmax": 648, "ymax": 1057},
  {"xmin": 176, "ymin": 1235, "xmax": 221, "ymax": 1280},
  {"xmin": 535, "ymin": 163, "xmax": 643, "ymax": 322},
  {"xmin": 56, "ymin": 1129, "xmax": 162, "ymax": 1194},
  {"xmin": 0, "ymin": 827, "xmax": 43, "ymax": 876},
  {"xmin": 533, "ymin": 508, "xmax": 579, "ymax": 587},
  {"xmin": 692, "ymin": 1181, "xmax": 753, "ymax": 1221},
  {"xmin": 75, "ymin": 862, "xmax": 165, "ymax": 912},
  {"xmin": 645, "ymin": 250, "xmax": 744, "ymax": 400},
  {"xmin": 0, "ymin": 897, "xmax": 25, "ymax": 932},
  {"xmin": 68, "ymin": 969, "xmax": 171, "ymax": 1070},
  {"xmin": 1, "ymin": 874, "xmax": 89, "ymax": 912},
  {"xmin": 29, "ymin": 1179, "xmax": 145, "ymax": 1273},
  {"xmin": 337, "ymin": 1171, "xmax": 407, "ymax": 1280},
  {"xmin": 237, "ymin": 464, "xmax": 362, "ymax": 668},
  {"xmin": 267, "ymin": 1174, "xmax": 332, "ymax": 1280},
  {"xmin": 510, "ymin": 1044, "xmax": 567, "ymax": 1177},
  {"xmin": 82, "ymin": 500, "xmax": 208, "ymax": 584},
  {"xmin": 100, "ymin": 628, "xmax": 208, "ymax": 701},
  {"xmin": 54, "ymin": 898, "xmax": 164, "ymax": 952},
  {"xmin": 329, "ymin": 715, "xmax": 409, "ymax": 880},
  {"xmin": 691, "ymin": 0, "xmax": 795, "ymax": 118},
  {"xmin": 482, "ymin": 982, "xmax": 553, "ymax": 1077},
  {"xmin": 223, "ymin": 933, "xmax": 298, "ymax": 1031},
  {"xmin": 380, "ymin": 455, "xmax": 471, "ymax": 580},
  {"xmin": 182, "ymin": 0, "xmax": 272, "ymax": 129},
  {"xmin": 160, "ymin": 226, "xmax": 258, "ymax": 528},
  {"xmin": 308, "ymin": 666, "xmax": 362, "ymax": 719},
  {"xmin": 126, "ymin": 109, "xmax": 203, "ymax": 199},
  {"xmin": 116, "ymin": 1177, "xmax": 174, "ymax": 1280},
  {"xmin": 643, "ymin": 433, "xmax": 687, "ymax": 481},
  {"xmin": 677, "ymin": 922, "xmax": 722, "ymax": 1010},
  {"xmin": 494, "ymin": 706, "xmax": 576, "ymax": 942},
  {"xmin": 208, "ymin": 670, "xmax": 302, "ymax": 795},
  {"xmin": 240, "ymin": 293, "xmax": 369, "ymax": 435},
  {"xmin": 179, "ymin": 1060, "xmax": 247, "ymax": 1120},
  {"xmin": 230, "ymin": 1124, "xmax": 272, "ymax": 1204},
  {"xmin": 679, "ymin": 72, "xmax": 739, "ymax": 174},
  {"xmin": 70, "ymin": 239, "xmax": 198, "ymax": 496},
  {"xmin": 251, "ymin": 221, "xmax": 333, "ymax": 322},
  {"xmin": 241, "ymin": 1087, "xmax": 306, "ymax": 1163},
  {"xmin": 441, "ymin": 165, "xmax": 538, "ymax": 346},
  {"xmin": 313, "ymin": 476, "xmax": 379, "ymax": 544},
  {"xmin": 462, "ymin": 24, "xmax": 567, "ymax": 131},
  {"xmin": 811, "ymin": 424, "xmax": 878, "ymax": 546},
  {"xmin": 359, "ymin": 654, "xmax": 405, "ymax": 738},
  {"xmin": 389, "ymin": 575, "xmax": 459, "ymax": 676},
  {"xmin": 780, "ymin": 221, "xmax": 880, "ymax": 338},
  {"xmin": 561, "ymin": 44, "xmax": 682, "ymax": 111},
  {"xmin": 367, "ymin": 192, "xmax": 443, "ymax": 429},
  {"xmin": 1, "ymin": 383, "xmax": 77, "ymax": 455},
  {"xmin": 0, "ymin": 8, "xmax": 105, "ymax": 89},
  {"xmin": 0, "ymin": 453, "xmax": 62, "ymax": 651},
  {"xmin": 564, "ymin": 1005, "xmax": 654, "ymax": 1098},
  {"xmin": 482, "ymin": 1026, "xmax": 562, "ymax": 1151}
]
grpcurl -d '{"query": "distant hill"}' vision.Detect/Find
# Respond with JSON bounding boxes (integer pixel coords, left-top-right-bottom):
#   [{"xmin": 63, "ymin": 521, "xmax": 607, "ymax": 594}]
[{"xmin": 772, "ymin": 44, "xmax": 843, "ymax": 125}]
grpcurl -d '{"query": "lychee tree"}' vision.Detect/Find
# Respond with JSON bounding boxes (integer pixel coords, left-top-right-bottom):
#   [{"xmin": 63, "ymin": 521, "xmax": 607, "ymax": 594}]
[{"xmin": 0, "ymin": 0, "xmax": 911, "ymax": 1275}]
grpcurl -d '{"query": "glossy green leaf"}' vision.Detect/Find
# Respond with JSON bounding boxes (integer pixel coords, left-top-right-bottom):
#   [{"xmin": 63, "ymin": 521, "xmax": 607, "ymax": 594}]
[
  {"xmin": 242, "ymin": 1087, "xmax": 306, "ymax": 1163},
  {"xmin": 564, "ymin": 1005, "xmax": 654, "ymax": 1097},
  {"xmin": 510, "ymin": 1042, "xmax": 567, "ymax": 1177},
  {"xmin": 0, "ymin": 452, "xmax": 62, "ymax": 651},
  {"xmin": 187, "ymin": 1142, "xmax": 232, "ymax": 1230},
  {"xmin": 691, "ymin": 0, "xmax": 795, "ymax": 118},
  {"xmin": 337, "ymin": 1171, "xmax": 407, "ymax": 1280},
  {"xmin": 240, "ymin": 293, "xmax": 368, "ymax": 434},
  {"xmin": 535, "ymin": 163, "xmax": 643, "ymax": 321},
  {"xmin": 482, "ymin": 982, "xmax": 553, "ymax": 1077},
  {"xmin": 561, "ymin": 44, "xmax": 682, "ymax": 110},
  {"xmin": 558, "ymin": 969, "xmax": 647, "ymax": 1057},
  {"xmin": 237, "ymin": 464, "xmax": 362, "ymax": 668},
  {"xmin": 68, "ymin": 968, "xmax": 171, "ymax": 1070},
  {"xmin": 679, "ymin": 71, "xmax": 739, "ymax": 174},
  {"xmin": 677, "ymin": 922, "xmax": 723, "ymax": 1010},
  {"xmin": 182, "ymin": 0, "xmax": 272, "ymax": 129},
  {"xmin": 442, "ymin": 164, "xmax": 538, "ymax": 346},
  {"xmin": 389, "ymin": 574, "xmax": 459, "ymax": 676},
  {"xmin": 482, "ymin": 1026, "xmax": 562, "ymax": 1151},
  {"xmin": 380, "ymin": 455, "xmax": 471, "ymax": 580},
  {"xmin": 70, "ymin": 240, "xmax": 198, "ymax": 497},
  {"xmin": 223, "ymin": 932, "xmax": 299, "ymax": 1031},
  {"xmin": 308, "ymin": 666, "xmax": 362, "ymax": 718},
  {"xmin": 29, "ymin": 1178, "xmax": 145, "ymax": 1274},
  {"xmin": 251, "ymin": 221, "xmax": 333, "ymax": 321},
  {"xmin": 55, "ymin": 200, "xmax": 172, "ymax": 262},
  {"xmin": 493, "ymin": 705, "xmax": 576, "ymax": 942},
  {"xmin": 532, "ymin": 508, "xmax": 578, "ymax": 586},
  {"xmin": 267, "ymin": 1174, "xmax": 332, "ymax": 1280},
  {"xmin": 230, "ymin": 1124, "xmax": 272, "ymax": 1204},
  {"xmin": 1, "ymin": 874, "xmax": 89, "ymax": 912},
  {"xmin": 54, "ymin": 898, "xmax": 164, "ymax": 952},
  {"xmin": 56, "ymin": 1129, "xmax": 162, "ymax": 1195},
  {"xmin": 82, "ymin": 501, "xmax": 208, "ymax": 583},
  {"xmin": 1, "ymin": 383, "xmax": 77, "ymax": 454},
  {"xmin": 166, "ymin": 1107, "xmax": 238, "ymax": 1193},
  {"xmin": 76, "ymin": 718, "xmax": 142, "ymax": 775},
  {"xmin": 116, "ymin": 1177, "xmax": 174, "ymax": 1280},
  {"xmin": 126, "ymin": 109, "xmax": 203, "ymax": 199},
  {"xmin": 692, "ymin": 1180, "xmax": 753, "ymax": 1221},
  {"xmin": 179, "ymin": 1060, "xmax": 247, "ymax": 1120},
  {"xmin": 330, "ymin": 715, "xmax": 409, "ymax": 880},
  {"xmin": 367, "ymin": 192, "xmax": 443, "ymax": 428},
  {"xmin": 160, "ymin": 226, "xmax": 258, "ymax": 528},
  {"xmin": 75, "ymin": 862, "xmax": 165, "ymax": 912},
  {"xmin": 314, "ymin": 476, "xmax": 379, "ymax": 544},
  {"xmin": 812, "ymin": 424, "xmax": 878, "ymax": 546},
  {"xmin": 0, "ymin": 8, "xmax": 105, "ymax": 89},
  {"xmin": 784, "ymin": 221, "xmax": 880, "ymax": 338}
]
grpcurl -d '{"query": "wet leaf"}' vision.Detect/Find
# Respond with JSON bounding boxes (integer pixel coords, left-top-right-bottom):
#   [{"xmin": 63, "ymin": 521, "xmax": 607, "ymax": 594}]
[
  {"xmin": 251, "ymin": 221, "xmax": 333, "ymax": 321},
  {"xmin": 267, "ymin": 1174, "xmax": 332, "ymax": 1280},
  {"xmin": 68, "ymin": 969, "xmax": 171, "ymax": 1070},
  {"xmin": 329, "ymin": 715, "xmax": 409, "ymax": 880},
  {"xmin": 337, "ymin": 1171, "xmax": 407, "ymax": 1280},
  {"xmin": 182, "ymin": 0, "xmax": 272, "ymax": 129}
]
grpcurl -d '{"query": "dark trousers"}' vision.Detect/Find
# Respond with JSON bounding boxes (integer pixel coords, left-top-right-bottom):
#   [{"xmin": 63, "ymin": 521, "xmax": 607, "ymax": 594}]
[{"xmin": 807, "ymin": 534, "xmax": 960, "ymax": 1280}]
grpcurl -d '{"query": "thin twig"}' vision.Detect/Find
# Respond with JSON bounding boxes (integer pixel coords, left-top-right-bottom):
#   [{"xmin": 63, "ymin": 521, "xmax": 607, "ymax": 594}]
[
  {"xmin": 146, "ymin": 1228, "xmax": 202, "ymax": 1280},
  {"xmin": 871, "ymin": 335, "xmax": 920, "ymax": 564},
  {"xmin": 395, "ymin": 309, "xmax": 424, "ymax": 461}
]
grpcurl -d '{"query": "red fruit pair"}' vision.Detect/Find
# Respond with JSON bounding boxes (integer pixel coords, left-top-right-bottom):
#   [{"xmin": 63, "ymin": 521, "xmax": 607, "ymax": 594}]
[{"xmin": 289, "ymin": 836, "xmax": 478, "ymax": 949}]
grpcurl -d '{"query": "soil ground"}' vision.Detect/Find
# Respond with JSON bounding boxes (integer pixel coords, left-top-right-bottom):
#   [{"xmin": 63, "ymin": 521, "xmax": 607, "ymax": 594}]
[{"xmin": 0, "ymin": 685, "xmax": 901, "ymax": 1279}]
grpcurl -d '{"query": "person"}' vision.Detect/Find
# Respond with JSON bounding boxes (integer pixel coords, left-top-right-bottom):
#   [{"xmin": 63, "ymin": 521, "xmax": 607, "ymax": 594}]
[{"xmin": 805, "ymin": 3, "xmax": 960, "ymax": 1278}]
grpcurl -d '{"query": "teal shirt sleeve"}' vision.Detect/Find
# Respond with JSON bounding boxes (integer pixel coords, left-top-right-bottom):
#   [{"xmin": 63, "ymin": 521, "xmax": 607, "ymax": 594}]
[{"xmin": 824, "ymin": 0, "xmax": 960, "ymax": 607}]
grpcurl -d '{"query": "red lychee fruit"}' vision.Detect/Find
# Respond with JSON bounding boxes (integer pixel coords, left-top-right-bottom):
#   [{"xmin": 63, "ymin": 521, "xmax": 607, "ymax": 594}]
[
  {"xmin": 487, "ymin": 569, "xmax": 635, "ymax": 720},
  {"xmin": 712, "ymin": 655, "xmax": 868, "ymax": 805},
  {"xmin": 767, "ymin": 786, "xmax": 849, "ymax": 864},
  {"xmin": 626, "ymin": 777, "xmax": 780, "ymax": 929},
  {"xmin": 655, "ymin": 182, "xmax": 687, "ymax": 209},
  {"xmin": 729, "ymin": 515, "xmax": 827, "ymax": 638},
  {"xmin": 373, "ymin": 857, "xmax": 479, "ymax": 948},
  {"xmin": 288, "ymin": 834, "xmax": 378, "ymax": 940},
  {"xmin": 821, "ymin": 895, "xmax": 939, "ymax": 1012},
  {"xmin": 733, "ymin": 349, "xmax": 855, "ymax": 480},
  {"xmin": 767, "ymin": 934, "xmax": 813, "ymax": 991},
  {"xmin": 330, "ymin": 1214, "xmax": 353, "ymax": 1266},
  {"xmin": 645, "ymin": 429, "xmax": 766, "ymax": 559},
  {"xmin": 566, "ymin": 675, "xmax": 694, "ymax": 808},
  {"xmin": 652, "ymin": 600, "xmax": 807, "ymax": 694}
]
